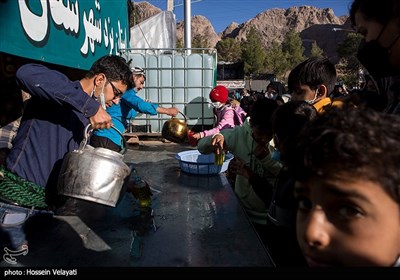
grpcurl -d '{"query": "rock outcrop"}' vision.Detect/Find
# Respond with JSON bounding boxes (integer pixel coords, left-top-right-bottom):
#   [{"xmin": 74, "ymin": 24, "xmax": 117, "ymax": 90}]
[
  {"xmin": 176, "ymin": 15, "xmax": 220, "ymax": 48},
  {"xmin": 132, "ymin": 2, "xmax": 351, "ymax": 63}
]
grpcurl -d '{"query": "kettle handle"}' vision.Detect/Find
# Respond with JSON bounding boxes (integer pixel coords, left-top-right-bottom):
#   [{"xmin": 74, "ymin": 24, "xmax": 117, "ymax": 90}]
[
  {"xmin": 177, "ymin": 111, "xmax": 188, "ymax": 122},
  {"xmin": 79, "ymin": 124, "xmax": 127, "ymax": 155}
]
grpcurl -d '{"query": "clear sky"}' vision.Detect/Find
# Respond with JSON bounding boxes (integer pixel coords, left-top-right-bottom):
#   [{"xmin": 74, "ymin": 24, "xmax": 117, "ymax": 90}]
[{"xmin": 137, "ymin": 0, "xmax": 354, "ymax": 33}]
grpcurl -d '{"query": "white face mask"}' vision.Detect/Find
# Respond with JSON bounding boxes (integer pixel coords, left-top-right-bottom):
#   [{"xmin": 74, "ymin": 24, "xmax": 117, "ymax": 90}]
[
  {"xmin": 211, "ymin": 101, "xmax": 222, "ymax": 109},
  {"xmin": 90, "ymin": 85, "xmax": 96, "ymax": 97},
  {"xmin": 266, "ymin": 91, "xmax": 277, "ymax": 99},
  {"xmin": 99, "ymin": 81, "xmax": 106, "ymax": 109},
  {"xmin": 305, "ymin": 89, "xmax": 318, "ymax": 105}
]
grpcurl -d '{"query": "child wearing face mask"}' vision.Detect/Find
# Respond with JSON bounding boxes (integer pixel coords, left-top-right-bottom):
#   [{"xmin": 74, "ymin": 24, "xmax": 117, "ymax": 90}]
[
  {"xmin": 288, "ymin": 57, "xmax": 344, "ymax": 113},
  {"xmin": 190, "ymin": 85, "xmax": 246, "ymax": 142}
]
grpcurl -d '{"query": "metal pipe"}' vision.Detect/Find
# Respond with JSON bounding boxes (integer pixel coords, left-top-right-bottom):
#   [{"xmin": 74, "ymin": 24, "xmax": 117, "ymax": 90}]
[{"xmin": 184, "ymin": 0, "xmax": 191, "ymax": 54}]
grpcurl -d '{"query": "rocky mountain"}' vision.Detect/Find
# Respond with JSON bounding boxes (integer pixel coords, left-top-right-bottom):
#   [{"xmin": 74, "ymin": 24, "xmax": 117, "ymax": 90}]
[
  {"xmin": 129, "ymin": 1, "xmax": 162, "ymax": 26},
  {"xmin": 176, "ymin": 15, "xmax": 220, "ymax": 48},
  {"xmin": 132, "ymin": 2, "xmax": 351, "ymax": 63}
]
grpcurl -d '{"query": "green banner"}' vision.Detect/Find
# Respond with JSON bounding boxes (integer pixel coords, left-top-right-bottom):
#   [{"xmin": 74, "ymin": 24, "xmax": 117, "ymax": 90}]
[{"xmin": 0, "ymin": 0, "xmax": 129, "ymax": 70}]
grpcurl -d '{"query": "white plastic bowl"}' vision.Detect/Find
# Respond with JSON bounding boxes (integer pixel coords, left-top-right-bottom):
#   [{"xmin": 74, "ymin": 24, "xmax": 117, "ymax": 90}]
[{"xmin": 175, "ymin": 150, "xmax": 234, "ymax": 175}]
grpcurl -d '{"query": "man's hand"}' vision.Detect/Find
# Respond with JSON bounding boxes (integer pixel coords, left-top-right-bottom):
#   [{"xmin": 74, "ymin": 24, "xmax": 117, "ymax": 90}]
[
  {"xmin": 167, "ymin": 107, "xmax": 180, "ymax": 117},
  {"xmin": 157, "ymin": 107, "xmax": 179, "ymax": 117},
  {"xmin": 89, "ymin": 106, "xmax": 112, "ymax": 129}
]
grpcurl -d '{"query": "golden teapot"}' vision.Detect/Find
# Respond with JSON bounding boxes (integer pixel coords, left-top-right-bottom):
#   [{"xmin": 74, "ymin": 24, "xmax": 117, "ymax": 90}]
[{"xmin": 161, "ymin": 111, "xmax": 188, "ymax": 143}]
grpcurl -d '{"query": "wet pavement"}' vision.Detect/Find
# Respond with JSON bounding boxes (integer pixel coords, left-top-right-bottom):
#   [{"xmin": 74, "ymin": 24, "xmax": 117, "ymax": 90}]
[{"xmin": 1, "ymin": 141, "xmax": 273, "ymax": 267}]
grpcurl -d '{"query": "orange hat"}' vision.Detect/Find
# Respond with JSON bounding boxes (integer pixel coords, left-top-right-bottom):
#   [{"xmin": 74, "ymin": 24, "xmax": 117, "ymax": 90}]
[{"xmin": 209, "ymin": 85, "xmax": 228, "ymax": 103}]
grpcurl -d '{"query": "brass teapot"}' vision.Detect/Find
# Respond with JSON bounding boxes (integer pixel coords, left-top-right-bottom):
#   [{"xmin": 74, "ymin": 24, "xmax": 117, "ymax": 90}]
[{"xmin": 161, "ymin": 111, "xmax": 188, "ymax": 143}]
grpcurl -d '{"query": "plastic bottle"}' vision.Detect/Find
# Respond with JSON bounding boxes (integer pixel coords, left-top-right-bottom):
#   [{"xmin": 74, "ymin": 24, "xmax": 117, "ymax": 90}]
[
  {"xmin": 214, "ymin": 151, "xmax": 225, "ymax": 165},
  {"xmin": 131, "ymin": 169, "xmax": 152, "ymax": 208}
]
